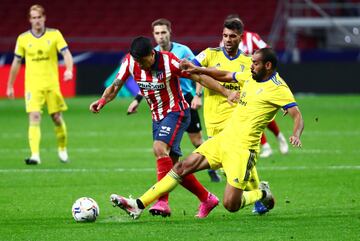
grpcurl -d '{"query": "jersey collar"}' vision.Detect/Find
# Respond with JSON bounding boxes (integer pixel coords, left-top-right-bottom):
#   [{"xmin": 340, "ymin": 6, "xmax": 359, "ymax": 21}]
[
  {"xmin": 30, "ymin": 28, "xmax": 46, "ymax": 38},
  {"xmin": 222, "ymin": 47, "xmax": 241, "ymax": 60},
  {"xmin": 257, "ymin": 71, "xmax": 277, "ymax": 83}
]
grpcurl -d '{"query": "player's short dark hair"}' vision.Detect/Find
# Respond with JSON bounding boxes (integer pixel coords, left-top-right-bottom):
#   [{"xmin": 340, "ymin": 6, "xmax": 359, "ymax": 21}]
[
  {"xmin": 224, "ymin": 18, "xmax": 244, "ymax": 34},
  {"xmin": 151, "ymin": 18, "xmax": 172, "ymax": 32},
  {"xmin": 130, "ymin": 36, "xmax": 153, "ymax": 59},
  {"xmin": 256, "ymin": 48, "xmax": 278, "ymax": 70}
]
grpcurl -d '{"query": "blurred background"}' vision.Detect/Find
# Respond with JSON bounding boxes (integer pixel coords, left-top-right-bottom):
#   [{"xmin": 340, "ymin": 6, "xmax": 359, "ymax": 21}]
[{"xmin": 0, "ymin": 0, "xmax": 359, "ymax": 97}]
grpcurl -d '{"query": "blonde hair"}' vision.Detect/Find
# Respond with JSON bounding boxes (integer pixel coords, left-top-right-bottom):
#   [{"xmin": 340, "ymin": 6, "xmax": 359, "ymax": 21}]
[{"xmin": 28, "ymin": 4, "xmax": 45, "ymax": 18}]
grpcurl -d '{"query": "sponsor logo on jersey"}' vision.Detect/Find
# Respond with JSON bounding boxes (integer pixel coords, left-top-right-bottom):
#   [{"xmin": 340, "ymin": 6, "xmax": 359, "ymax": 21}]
[
  {"xmin": 138, "ymin": 82, "xmax": 165, "ymax": 90},
  {"xmin": 222, "ymin": 83, "xmax": 240, "ymax": 91}
]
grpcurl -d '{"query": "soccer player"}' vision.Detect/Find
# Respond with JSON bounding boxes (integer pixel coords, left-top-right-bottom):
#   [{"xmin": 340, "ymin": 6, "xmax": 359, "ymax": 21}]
[
  {"xmin": 6, "ymin": 4, "xmax": 73, "ymax": 164},
  {"xmin": 90, "ymin": 37, "xmax": 238, "ymax": 218},
  {"xmin": 127, "ymin": 18, "xmax": 204, "ymax": 156},
  {"xmin": 193, "ymin": 19, "xmax": 251, "ymax": 182},
  {"xmin": 109, "ymin": 48, "xmax": 304, "ymax": 220},
  {"xmin": 224, "ymin": 14, "xmax": 289, "ymax": 158},
  {"xmin": 126, "ymin": 19, "xmax": 205, "ymax": 216}
]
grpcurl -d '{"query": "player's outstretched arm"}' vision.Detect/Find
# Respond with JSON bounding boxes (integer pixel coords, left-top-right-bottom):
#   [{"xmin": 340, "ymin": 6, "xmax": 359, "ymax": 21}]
[
  {"xmin": 180, "ymin": 59, "xmax": 234, "ymax": 83},
  {"xmin": 89, "ymin": 78, "xmax": 124, "ymax": 113},
  {"xmin": 189, "ymin": 74, "xmax": 238, "ymax": 105},
  {"xmin": 127, "ymin": 92, "xmax": 143, "ymax": 115},
  {"xmin": 286, "ymin": 106, "xmax": 304, "ymax": 147},
  {"xmin": 6, "ymin": 57, "xmax": 22, "ymax": 99}
]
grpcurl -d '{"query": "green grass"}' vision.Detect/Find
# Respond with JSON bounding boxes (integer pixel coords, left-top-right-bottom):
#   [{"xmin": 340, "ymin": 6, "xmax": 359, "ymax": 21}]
[{"xmin": 0, "ymin": 95, "xmax": 360, "ymax": 241}]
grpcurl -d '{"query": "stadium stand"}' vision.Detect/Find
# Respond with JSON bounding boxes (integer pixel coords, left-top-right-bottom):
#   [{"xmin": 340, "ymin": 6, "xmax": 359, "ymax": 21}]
[{"xmin": 0, "ymin": 0, "xmax": 277, "ymax": 51}]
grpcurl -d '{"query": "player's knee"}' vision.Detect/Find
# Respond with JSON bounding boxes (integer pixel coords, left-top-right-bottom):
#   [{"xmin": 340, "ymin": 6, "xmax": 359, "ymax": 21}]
[
  {"xmin": 223, "ymin": 200, "xmax": 241, "ymax": 212},
  {"xmin": 153, "ymin": 143, "xmax": 168, "ymax": 158},
  {"xmin": 29, "ymin": 112, "xmax": 41, "ymax": 123}
]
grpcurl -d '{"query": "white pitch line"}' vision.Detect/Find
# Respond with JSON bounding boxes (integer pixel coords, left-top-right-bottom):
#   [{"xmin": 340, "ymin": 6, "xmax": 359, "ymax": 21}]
[{"xmin": 0, "ymin": 165, "xmax": 360, "ymax": 173}]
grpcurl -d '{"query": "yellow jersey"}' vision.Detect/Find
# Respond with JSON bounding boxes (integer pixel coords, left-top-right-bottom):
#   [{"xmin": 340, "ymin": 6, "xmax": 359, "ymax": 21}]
[
  {"xmin": 194, "ymin": 47, "xmax": 251, "ymax": 136},
  {"xmin": 220, "ymin": 71, "xmax": 297, "ymax": 152},
  {"xmin": 14, "ymin": 28, "xmax": 68, "ymax": 91}
]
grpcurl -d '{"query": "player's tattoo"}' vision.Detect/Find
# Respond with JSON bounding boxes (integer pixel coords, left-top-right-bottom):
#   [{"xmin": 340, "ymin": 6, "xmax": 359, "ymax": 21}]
[{"xmin": 113, "ymin": 78, "xmax": 122, "ymax": 86}]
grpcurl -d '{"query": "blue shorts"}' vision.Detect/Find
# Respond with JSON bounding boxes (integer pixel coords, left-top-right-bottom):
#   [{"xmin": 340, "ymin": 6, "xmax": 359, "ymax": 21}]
[{"xmin": 152, "ymin": 108, "xmax": 190, "ymax": 157}]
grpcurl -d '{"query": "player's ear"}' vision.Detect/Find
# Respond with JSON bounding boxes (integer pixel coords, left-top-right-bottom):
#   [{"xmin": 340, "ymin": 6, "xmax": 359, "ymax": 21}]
[{"xmin": 265, "ymin": 61, "xmax": 272, "ymax": 71}]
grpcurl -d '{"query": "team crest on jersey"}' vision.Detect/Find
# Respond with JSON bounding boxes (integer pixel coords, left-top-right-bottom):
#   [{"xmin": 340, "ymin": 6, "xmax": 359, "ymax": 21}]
[
  {"xmin": 216, "ymin": 63, "xmax": 221, "ymax": 67},
  {"xmin": 37, "ymin": 50, "xmax": 43, "ymax": 55},
  {"xmin": 47, "ymin": 40, "xmax": 51, "ymax": 45},
  {"xmin": 154, "ymin": 71, "xmax": 164, "ymax": 80},
  {"xmin": 239, "ymin": 64, "xmax": 245, "ymax": 72}
]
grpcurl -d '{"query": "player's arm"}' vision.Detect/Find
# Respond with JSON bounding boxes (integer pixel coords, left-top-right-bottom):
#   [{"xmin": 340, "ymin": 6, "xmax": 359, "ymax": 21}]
[
  {"xmin": 189, "ymin": 73, "xmax": 238, "ymax": 105},
  {"xmin": 6, "ymin": 56, "xmax": 22, "ymax": 99},
  {"xmin": 61, "ymin": 48, "xmax": 73, "ymax": 81},
  {"xmin": 89, "ymin": 78, "xmax": 124, "ymax": 113},
  {"xmin": 181, "ymin": 59, "xmax": 234, "ymax": 83},
  {"xmin": 191, "ymin": 82, "xmax": 203, "ymax": 110},
  {"xmin": 285, "ymin": 106, "xmax": 304, "ymax": 147},
  {"xmin": 127, "ymin": 91, "xmax": 143, "ymax": 115}
]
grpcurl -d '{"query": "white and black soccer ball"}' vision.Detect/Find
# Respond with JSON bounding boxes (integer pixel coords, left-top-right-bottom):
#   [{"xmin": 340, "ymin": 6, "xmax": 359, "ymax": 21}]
[{"xmin": 72, "ymin": 197, "xmax": 99, "ymax": 222}]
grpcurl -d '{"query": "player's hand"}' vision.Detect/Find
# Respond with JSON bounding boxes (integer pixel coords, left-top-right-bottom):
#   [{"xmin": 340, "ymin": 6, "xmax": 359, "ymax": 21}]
[
  {"xmin": 127, "ymin": 100, "xmax": 139, "ymax": 115},
  {"xmin": 6, "ymin": 86, "xmax": 15, "ymax": 99},
  {"xmin": 227, "ymin": 91, "xmax": 240, "ymax": 106},
  {"xmin": 180, "ymin": 59, "xmax": 199, "ymax": 74},
  {"xmin": 89, "ymin": 98, "xmax": 106, "ymax": 113},
  {"xmin": 289, "ymin": 135, "xmax": 302, "ymax": 148},
  {"xmin": 63, "ymin": 69, "xmax": 73, "ymax": 81},
  {"xmin": 191, "ymin": 95, "xmax": 202, "ymax": 109}
]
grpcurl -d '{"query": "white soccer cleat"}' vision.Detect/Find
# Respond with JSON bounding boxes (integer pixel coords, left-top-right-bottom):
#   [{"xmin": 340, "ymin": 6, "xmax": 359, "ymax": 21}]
[
  {"xmin": 258, "ymin": 181, "xmax": 275, "ymax": 211},
  {"xmin": 110, "ymin": 194, "xmax": 143, "ymax": 220},
  {"xmin": 58, "ymin": 148, "xmax": 69, "ymax": 163},
  {"xmin": 260, "ymin": 143, "xmax": 273, "ymax": 158},
  {"xmin": 25, "ymin": 154, "xmax": 41, "ymax": 165},
  {"xmin": 277, "ymin": 132, "xmax": 289, "ymax": 154}
]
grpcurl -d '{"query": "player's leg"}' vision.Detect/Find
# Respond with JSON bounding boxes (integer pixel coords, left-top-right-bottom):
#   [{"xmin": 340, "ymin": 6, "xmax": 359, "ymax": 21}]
[
  {"xmin": 26, "ymin": 112, "xmax": 42, "ymax": 164},
  {"xmin": 24, "ymin": 90, "xmax": 45, "ymax": 165},
  {"xmin": 110, "ymin": 152, "xmax": 212, "ymax": 219},
  {"xmin": 260, "ymin": 133, "xmax": 273, "ymax": 158},
  {"xmin": 267, "ymin": 120, "xmax": 289, "ymax": 154},
  {"xmin": 206, "ymin": 127, "xmax": 222, "ymax": 182},
  {"xmin": 47, "ymin": 89, "xmax": 69, "ymax": 162}
]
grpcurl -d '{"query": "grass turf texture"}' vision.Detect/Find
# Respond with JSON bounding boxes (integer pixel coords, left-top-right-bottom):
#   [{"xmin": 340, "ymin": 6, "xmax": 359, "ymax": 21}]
[{"xmin": 0, "ymin": 95, "xmax": 359, "ymax": 241}]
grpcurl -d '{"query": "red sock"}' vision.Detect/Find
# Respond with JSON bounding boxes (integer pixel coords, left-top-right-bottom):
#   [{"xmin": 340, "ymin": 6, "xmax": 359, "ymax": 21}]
[
  {"xmin": 181, "ymin": 174, "xmax": 209, "ymax": 202},
  {"xmin": 267, "ymin": 120, "xmax": 280, "ymax": 136},
  {"xmin": 261, "ymin": 133, "xmax": 267, "ymax": 145},
  {"xmin": 156, "ymin": 156, "xmax": 173, "ymax": 202}
]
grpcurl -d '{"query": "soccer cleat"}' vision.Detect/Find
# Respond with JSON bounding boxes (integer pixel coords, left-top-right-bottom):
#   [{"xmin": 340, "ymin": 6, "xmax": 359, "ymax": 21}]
[
  {"xmin": 58, "ymin": 148, "xmax": 69, "ymax": 163},
  {"xmin": 260, "ymin": 143, "xmax": 273, "ymax": 158},
  {"xmin": 195, "ymin": 193, "xmax": 219, "ymax": 218},
  {"xmin": 208, "ymin": 169, "xmax": 221, "ymax": 182},
  {"xmin": 148, "ymin": 200, "xmax": 171, "ymax": 217},
  {"xmin": 252, "ymin": 201, "xmax": 269, "ymax": 215},
  {"xmin": 110, "ymin": 194, "xmax": 143, "ymax": 219},
  {"xmin": 254, "ymin": 181, "xmax": 275, "ymax": 215},
  {"xmin": 24, "ymin": 158, "xmax": 40, "ymax": 165},
  {"xmin": 277, "ymin": 132, "xmax": 289, "ymax": 154}
]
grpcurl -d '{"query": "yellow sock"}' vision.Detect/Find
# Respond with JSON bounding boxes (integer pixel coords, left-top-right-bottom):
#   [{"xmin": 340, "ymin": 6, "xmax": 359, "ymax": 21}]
[
  {"xmin": 139, "ymin": 170, "xmax": 181, "ymax": 207},
  {"xmin": 55, "ymin": 121, "xmax": 67, "ymax": 150},
  {"xmin": 241, "ymin": 189, "xmax": 263, "ymax": 209},
  {"xmin": 29, "ymin": 122, "xmax": 41, "ymax": 156},
  {"xmin": 245, "ymin": 166, "xmax": 260, "ymax": 191}
]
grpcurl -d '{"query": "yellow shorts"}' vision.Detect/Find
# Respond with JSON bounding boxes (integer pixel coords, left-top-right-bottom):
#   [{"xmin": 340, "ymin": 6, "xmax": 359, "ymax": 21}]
[
  {"xmin": 195, "ymin": 135, "xmax": 257, "ymax": 189},
  {"xmin": 25, "ymin": 89, "xmax": 68, "ymax": 114},
  {"xmin": 205, "ymin": 120, "xmax": 228, "ymax": 137}
]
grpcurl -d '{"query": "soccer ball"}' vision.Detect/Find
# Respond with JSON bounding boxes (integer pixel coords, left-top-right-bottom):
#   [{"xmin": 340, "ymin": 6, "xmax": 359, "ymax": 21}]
[{"xmin": 71, "ymin": 197, "xmax": 100, "ymax": 222}]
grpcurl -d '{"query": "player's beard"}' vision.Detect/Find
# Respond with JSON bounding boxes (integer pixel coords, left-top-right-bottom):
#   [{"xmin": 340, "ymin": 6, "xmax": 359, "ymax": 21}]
[{"xmin": 252, "ymin": 68, "xmax": 267, "ymax": 81}]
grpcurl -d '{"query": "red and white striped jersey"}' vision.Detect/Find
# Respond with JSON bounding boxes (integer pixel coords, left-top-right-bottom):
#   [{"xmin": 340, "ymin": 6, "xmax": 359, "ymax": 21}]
[
  {"xmin": 239, "ymin": 31, "xmax": 268, "ymax": 55},
  {"xmin": 116, "ymin": 51, "xmax": 190, "ymax": 121}
]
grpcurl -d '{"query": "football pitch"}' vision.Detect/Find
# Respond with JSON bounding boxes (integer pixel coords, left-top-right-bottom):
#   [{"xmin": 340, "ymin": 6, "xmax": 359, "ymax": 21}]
[{"xmin": 0, "ymin": 95, "xmax": 359, "ymax": 241}]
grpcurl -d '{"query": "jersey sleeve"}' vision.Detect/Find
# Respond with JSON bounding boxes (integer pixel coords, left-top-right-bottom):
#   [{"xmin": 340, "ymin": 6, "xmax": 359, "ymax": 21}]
[
  {"xmin": 169, "ymin": 53, "xmax": 191, "ymax": 79},
  {"xmin": 272, "ymin": 84, "xmax": 297, "ymax": 110},
  {"xmin": 233, "ymin": 71, "xmax": 251, "ymax": 86},
  {"xmin": 56, "ymin": 30, "xmax": 68, "ymax": 52},
  {"xmin": 193, "ymin": 48, "xmax": 209, "ymax": 67},
  {"xmin": 251, "ymin": 32, "xmax": 268, "ymax": 51},
  {"xmin": 115, "ymin": 54, "xmax": 131, "ymax": 81},
  {"xmin": 14, "ymin": 36, "xmax": 24, "ymax": 58}
]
